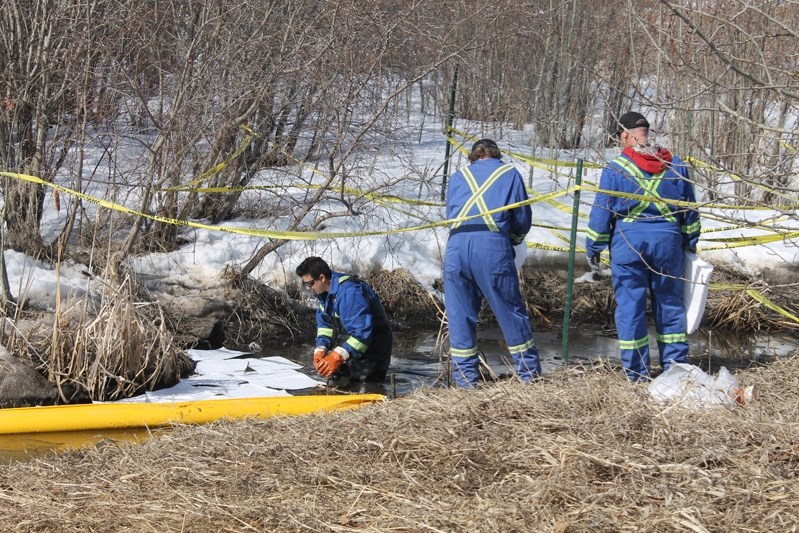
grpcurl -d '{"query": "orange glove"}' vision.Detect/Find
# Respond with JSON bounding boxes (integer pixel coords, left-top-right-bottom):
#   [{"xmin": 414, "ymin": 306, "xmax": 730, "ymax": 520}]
[
  {"xmin": 317, "ymin": 348, "xmax": 347, "ymax": 378},
  {"xmin": 313, "ymin": 347, "xmax": 327, "ymax": 370}
]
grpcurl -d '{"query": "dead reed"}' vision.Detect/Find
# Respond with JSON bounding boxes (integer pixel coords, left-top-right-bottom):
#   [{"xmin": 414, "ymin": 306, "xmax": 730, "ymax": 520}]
[
  {"xmin": 525, "ymin": 266, "xmax": 799, "ymax": 333},
  {"xmin": 35, "ymin": 274, "xmax": 189, "ymax": 401},
  {"xmin": 367, "ymin": 268, "xmax": 442, "ymax": 323},
  {"xmin": 1, "ymin": 353, "xmax": 796, "ymax": 532}
]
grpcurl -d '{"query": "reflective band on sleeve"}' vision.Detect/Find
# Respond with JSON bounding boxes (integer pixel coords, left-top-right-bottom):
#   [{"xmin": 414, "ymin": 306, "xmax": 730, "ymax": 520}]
[
  {"xmin": 345, "ymin": 336, "xmax": 368, "ymax": 352},
  {"xmin": 681, "ymin": 220, "xmax": 701, "ymax": 235},
  {"xmin": 586, "ymin": 227, "xmax": 610, "ymax": 243},
  {"xmin": 317, "ymin": 328, "xmax": 334, "ymax": 338},
  {"xmin": 510, "ymin": 232, "xmax": 526, "ymax": 244}
]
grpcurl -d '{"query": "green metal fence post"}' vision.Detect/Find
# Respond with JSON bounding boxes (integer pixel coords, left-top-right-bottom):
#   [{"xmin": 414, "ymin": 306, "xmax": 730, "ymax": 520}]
[
  {"xmin": 561, "ymin": 158, "xmax": 584, "ymax": 367},
  {"xmin": 441, "ymin": 64, "xmax": 458, "ymax": 202}
]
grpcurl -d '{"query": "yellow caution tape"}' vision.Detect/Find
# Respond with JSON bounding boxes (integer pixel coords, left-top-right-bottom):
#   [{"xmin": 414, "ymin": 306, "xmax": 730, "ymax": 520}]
[
  {"xmin": 532, "ymin": 222, "xmax": 586, "ymax": 232},
  {"xmin": 529, "ymin": 188, "xmax": 588, "ymax": 219},
  {"xmin": 504, "ymin": 147, "xmax": 603, "ymax": 170},
  {"xmin": 778, "ymin": 139, "xmax": 797, "ymax": 153},
  {"xmin": 527, "ymin": 241, "xmax": 575, "ymax": 253},
  {"xmin": 447, "ymin": 129, "xmax": 593, "ymax": 184},
  {"xmin": 168, "ymin": 122, "xmax": 446, "ymax": 213},
  {"xmin": 164, "ymin": 125, "xmax": 257, "ymax": 191},
  {"xmin": 448, "ymin": 126, "xmax": 603, "ymax": 169},
  {"xmin": 445, "ymin": 134, "xmax": 471, "ymax": 157},
  {"xmin": 190, "ymin": 184, "xmax": 443, "ymax": 207},
  {"xmin": 578, "ymin": 184, "xmax": 700, "ymax": 210},
  {"xmin": 20, "ymin": 169, "xmax": 796, "ymax": 325},
  {"xmin": 446, "ymin": 127, "xmax": 479, "ymax": 146},
  {"xmin": 577, "ymin": 184, "xmax": 795, "ymax": 221},
  {"xmin": 448, "ymin": 128, "xmax": 799, "ymax": 213},
  {"xmin": 684, "ymin": 283, "xmax": 799, "ymax": 325},
  {"xmin": 3, "ymin": 171, "xmax": 327, "ymax": 240},
  {"xmin": 1, "ymin": 170, "xmax": 554, "ymax": 241},
  {"xmin": 700, "ymin": 230, "xmax": 799, "ymax": 246},
  {"xmin": 446, "ymin": 132, "xmax": 589, "ymax": 220},
  {"xmin": 746, "ymin": 289, "xmax": 799, "ymax": 325},
  {"xmin": 697, "ymin": 202, "xmax": 776, "ymax": 211}
]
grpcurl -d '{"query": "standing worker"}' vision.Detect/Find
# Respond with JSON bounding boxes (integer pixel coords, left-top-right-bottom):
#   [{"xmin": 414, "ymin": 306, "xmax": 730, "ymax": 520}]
[
  {"xmin": 586, "ymin": 112, "xmax": 701, "ymax": 381},
  {"xmin": 296, "ymin": 257, "xmax": 393, "ymax": 385},
  {"xmin": 444, "ymin": 138, "xmax": 541, "ymax": 388}
]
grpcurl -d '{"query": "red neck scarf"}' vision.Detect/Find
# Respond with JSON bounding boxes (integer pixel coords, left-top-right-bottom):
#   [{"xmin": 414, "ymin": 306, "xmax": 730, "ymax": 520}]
[{"xmin": 622, "ymin": 144, "xmax": 673, "ymax": 174}]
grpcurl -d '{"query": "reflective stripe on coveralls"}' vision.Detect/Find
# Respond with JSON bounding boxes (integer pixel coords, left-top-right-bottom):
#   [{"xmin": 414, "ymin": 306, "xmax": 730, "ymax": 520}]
[
  {"xmin": 613, "ymin": 157, "xmax": 701, "ymax": 242},
  {"xmin": 452, "ymin": 164, "xmax": 513, "ymax": 231},
  {"xmin": 585, "ymin": 226, "xmax": 610, "ymax": 244},
  {"xmin": 612, "ymin": 157, "xmax": 676, "ymax": 223}
]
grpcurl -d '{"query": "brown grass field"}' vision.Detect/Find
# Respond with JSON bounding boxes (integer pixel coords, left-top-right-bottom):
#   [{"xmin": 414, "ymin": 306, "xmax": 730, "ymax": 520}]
[{"xmin": 1, "ymin": 352, "xmax": 797, "ymax": 532}]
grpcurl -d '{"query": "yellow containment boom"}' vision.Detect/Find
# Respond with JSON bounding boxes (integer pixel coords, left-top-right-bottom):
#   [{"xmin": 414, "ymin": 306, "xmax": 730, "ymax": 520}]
[{"xmin": 0, "ymin": 394, "xmax": 385, "ymax": 435}]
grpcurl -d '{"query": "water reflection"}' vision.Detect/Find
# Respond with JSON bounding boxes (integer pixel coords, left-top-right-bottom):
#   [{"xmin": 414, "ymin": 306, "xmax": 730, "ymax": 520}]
[
  {"xmin": 290, "ymin": 326, "xmax": 799, "ymax": 397},
  {"xmin": 0, "ymin": 428, "xmax": 158, "ymax": 464}
]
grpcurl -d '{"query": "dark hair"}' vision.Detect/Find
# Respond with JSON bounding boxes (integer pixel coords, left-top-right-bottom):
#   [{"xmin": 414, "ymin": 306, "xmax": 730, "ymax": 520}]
[
  {"xmin": 295, "ymin": 256, "xmax": 332, "ymax": 279},
  {"xmin": 468, "ymin": 138, "xmax": 501, "ymax": 163}
]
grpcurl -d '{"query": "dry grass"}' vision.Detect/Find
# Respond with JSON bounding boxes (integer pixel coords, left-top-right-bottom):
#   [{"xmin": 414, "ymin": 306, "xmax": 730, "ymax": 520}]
[
  {"xmin": 1, "ymin": 354, "xmax": 797, "ymax": 532},
  {"xmin": 367, "ymin": 268, "xmax": 442, "ymax": 323},
  {"xmin": 703, "ymin": 266, "xmax": 799, "ymax": 332},
  {"xmin": 524, "ymin": 266, "xmax": 799, "ymax": 333},
  {"xmin": 224, "ymin": 274, "xmax": 309, "ymax": 347},
  {"xmin": 6, "ymin": 273, "xmax": 191, "ymax": 402}
]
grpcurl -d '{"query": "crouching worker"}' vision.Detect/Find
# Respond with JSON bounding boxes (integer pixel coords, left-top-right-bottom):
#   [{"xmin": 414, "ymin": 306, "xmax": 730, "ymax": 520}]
[{"xmin": 296, "ymin": 256, "xmax": 393, "ymax": 386}]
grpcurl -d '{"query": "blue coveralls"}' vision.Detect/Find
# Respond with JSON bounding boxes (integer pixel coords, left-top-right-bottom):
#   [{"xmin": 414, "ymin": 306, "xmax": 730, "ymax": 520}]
[
  {"xmin": 586, "ymin": 154, "xmax": 701, "ymax": 381},
  {"xmin": 315, "ymin": 272, "xmax": 393, "ymax": 382},
  {"xmin": 444, "ymin": 157, "xmax": 540, "ymax": 388}
]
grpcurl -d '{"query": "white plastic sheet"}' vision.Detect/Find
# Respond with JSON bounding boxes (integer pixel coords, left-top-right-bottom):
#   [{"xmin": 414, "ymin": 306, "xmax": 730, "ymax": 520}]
[
  {"xmin": 513, "ymin": 242, "xmax": 527, "ymax": 271},
  {"xmin": 683, "ymin": 251, "xmax": 713, "ymax": 334},
  {"xmin": 647, "ymin": 363, "xmax": 738, "ymax": 408},
  {"xmin": 118, "ymin": 349, "xmax": 323, "ymax": 403}
]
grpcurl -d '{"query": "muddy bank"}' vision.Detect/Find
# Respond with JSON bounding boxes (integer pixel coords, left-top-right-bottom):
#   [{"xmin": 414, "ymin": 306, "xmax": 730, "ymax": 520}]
[
  {"xmin": 1, "ymin": 355, "xmax": 797, "ymax": 532},
  {"xmin": 520, "ymin": 264, "xmax": 799, "ymax": 333},
  {"xmin": 227, "ymin": 263, "xmax": 799, "ymax": 353}
]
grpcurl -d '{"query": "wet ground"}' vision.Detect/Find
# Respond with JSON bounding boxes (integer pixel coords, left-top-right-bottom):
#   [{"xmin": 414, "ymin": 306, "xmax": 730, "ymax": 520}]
[{"xmin": 284, "ymin": 325, "xmax": 799, "ymax": 397}]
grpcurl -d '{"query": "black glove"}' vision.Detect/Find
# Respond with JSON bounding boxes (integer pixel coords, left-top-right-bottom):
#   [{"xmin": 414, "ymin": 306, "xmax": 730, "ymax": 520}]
[
  {"xmin": 587, "ymin": 255, "xmax": 600, "ymax": 273},
  {"xmin": 682, "ymin": 235, "xmax": 697, "ymax": 254}
]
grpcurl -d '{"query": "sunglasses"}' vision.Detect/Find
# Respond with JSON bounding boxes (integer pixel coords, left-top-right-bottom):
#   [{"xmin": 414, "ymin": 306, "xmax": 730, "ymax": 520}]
[{"xmin": 301, "ymin": 278, "xmax": 318, "ymax": 288}]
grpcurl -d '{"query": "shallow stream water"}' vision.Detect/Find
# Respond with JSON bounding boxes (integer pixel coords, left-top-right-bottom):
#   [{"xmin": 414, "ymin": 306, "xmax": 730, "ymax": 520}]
[
  {"xmin": 2, "ymin": 325, "xmax": 796, "ymax": 463},
  {"xmin": 281, "ymin": 325, "xmax": 799, "ymax": 397}
]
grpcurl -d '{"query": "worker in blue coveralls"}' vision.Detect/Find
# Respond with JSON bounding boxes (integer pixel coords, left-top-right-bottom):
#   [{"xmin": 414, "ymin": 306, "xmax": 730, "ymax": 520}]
[
  {"xmin": 296, "ymin": 256, "xmax": 392, "ymax": 385},
  {"xmin": 444, "ymin": 138, "xmax": 541, "ymax": 388},
  {"xmin": 586, "ymin": 112, "xmax": 701, "ymax": 381}
]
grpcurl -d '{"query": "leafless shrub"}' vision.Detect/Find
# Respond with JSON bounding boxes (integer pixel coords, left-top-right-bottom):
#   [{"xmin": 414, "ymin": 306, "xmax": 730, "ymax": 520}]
[{"xmin": 222, "ymin": 273, "xmax": 309, "ymax": 349}]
